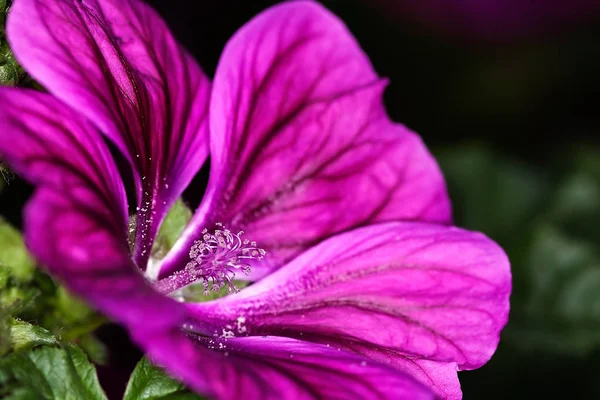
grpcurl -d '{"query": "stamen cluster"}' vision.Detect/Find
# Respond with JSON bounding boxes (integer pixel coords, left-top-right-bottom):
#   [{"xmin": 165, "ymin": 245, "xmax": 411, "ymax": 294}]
[{"xmin": 185, "ymin": 223, "xmax": 265, "ymax": 295}]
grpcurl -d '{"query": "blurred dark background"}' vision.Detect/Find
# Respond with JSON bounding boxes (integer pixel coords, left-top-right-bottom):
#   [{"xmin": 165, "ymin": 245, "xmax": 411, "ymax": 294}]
[{"xmin": 3, "ymin": 0, "xmax": 600, "ymax": 398}]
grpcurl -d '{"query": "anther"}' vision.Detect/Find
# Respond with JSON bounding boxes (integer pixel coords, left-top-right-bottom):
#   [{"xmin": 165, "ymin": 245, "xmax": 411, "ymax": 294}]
[{"xmin": 184, "ymin": 223, "xmax": 265, "ymax": 295}]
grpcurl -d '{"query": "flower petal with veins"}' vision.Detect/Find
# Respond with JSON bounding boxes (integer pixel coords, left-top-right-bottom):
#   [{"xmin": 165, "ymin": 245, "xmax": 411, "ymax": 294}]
[
  {"xmin": 139, "ymin": 333, "xmax": 435, "ymax": 400},
  {"xmin": 159, "ymin": 1, "xmax": 451, "ymax": 279},
  {"xmin": 0, "ymin": 87, "xmax": 182, "ymax": 333},
  {"xmin": 188, "ymin": 222, "xmax": 511, "ymax": 398},
  {"xmin": 0, "ymin": 1, "xmax": 510, "ymax": 398},
  {"xmin": 0, "ymin": 85, "xmax": 435, "ymax": 400},
  {"xmin": 8, "ymin": 0, "xmax": 211, "ymax": 268}
]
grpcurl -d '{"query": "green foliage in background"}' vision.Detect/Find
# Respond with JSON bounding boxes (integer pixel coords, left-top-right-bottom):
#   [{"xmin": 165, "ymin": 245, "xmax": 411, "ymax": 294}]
[{"xmin": 437, "ymin": 144, "xmax": 600, "ymax": 355}]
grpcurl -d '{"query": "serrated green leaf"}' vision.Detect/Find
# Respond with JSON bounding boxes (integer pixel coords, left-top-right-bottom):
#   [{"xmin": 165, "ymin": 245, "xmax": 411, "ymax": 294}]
[
  {"xmin": 124, "ymin": 357, "xmax": 204, "ymax": 400},
  {"xmin": 9, "ymin": 319, "xmax": 58, "ymax": 352},
  {"xmin": 0, "ymin": 217, "xmax": 35, "ymax": 282},
  {"xmin": 0, "ymin": 344, "xmax": 107, "ymax": 400}
]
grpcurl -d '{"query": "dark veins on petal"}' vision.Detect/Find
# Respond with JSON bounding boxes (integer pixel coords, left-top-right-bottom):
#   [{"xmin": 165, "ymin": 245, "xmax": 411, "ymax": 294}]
[
  {"xmin": 6, "ymin": 105, "xmax": 125, "ymax": 240},
  {"xmin": 33, "ymin": 0, "xmax": 207, "ymax": 270},
  {"xmin": 186, "ymin": 334, "xmax": 421, "ymax": 400},
  {"xmin": 209, "ymin": 82, "xmax": 439, "ymax": 268},
  {"xmin": 157, "ymin": 4, "xmax": 449, "ymax": 280},
  {"xmin": 188, "ymin": 225, "xmax": 508, "ymax": 375}
]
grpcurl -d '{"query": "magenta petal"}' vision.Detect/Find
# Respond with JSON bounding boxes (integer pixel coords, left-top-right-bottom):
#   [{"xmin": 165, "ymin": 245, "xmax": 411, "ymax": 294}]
[
  {"xmin": 8, "ymin": 0, "xmax": 211, "ymax": 267},
  {"xmin": 24, "ymin": 189, "xmax": 185, "ymax": 333},
  {"xmin": 188, "ymin": 222, "xmax": 511, "ymax": 394},
  {"xmin": 0, "ymin": 87, "xmax": 182, "ymax": 332},
  {"xmin": 360, "ymin": 356, "xmax": 461, "ymax": 400},
  {"xmin": 0, "ymin": 88, "xmax": 126, "ymax": 224},
  {"xmin": 158, "ymin": 1, "xmax": 451, "ymax": 279},
  {"xmin": 23, "ymin": 186, "xmax": 432, "ymax": 400},
  {"xmin": 138, "ymin": 332, "xmax": 434, "ymax": 400}
]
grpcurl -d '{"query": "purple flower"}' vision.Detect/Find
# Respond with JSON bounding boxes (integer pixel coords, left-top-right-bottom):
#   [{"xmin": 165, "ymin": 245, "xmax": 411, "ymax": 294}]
[{"xmin": 0, "ymin": 0, "xmax": 511, "ymax": 399}]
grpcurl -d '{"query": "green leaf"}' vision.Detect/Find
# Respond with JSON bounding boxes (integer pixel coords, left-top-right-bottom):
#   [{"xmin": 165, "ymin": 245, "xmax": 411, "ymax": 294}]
[
  {"xmin": 76, "ymin": 334, "xmax": 108, "ymax": 366},
  {"xmin": 9, "ymin": 319, "xmax": 58, "ymax": 353},
  {"xmin": 0, "ymin": 344, "xmax": 107, "ymax": 400},
  {"xmin": 124, "ymin": 357, "xmax": 204, "ymax": 400},
  {"xmin": 0, "ymin": 217, "xmax": 35, "ymax": 282},
  {"xmin": 152, "ymin": 199, "xmax": 192, "ymax": 259},
  {"xmin": 3, "ymin": 386, "xmax": 41, "ymax": 400},
  {"xmin": 1, "ymin": 320, "xmax": 107, "ymax": 399}
]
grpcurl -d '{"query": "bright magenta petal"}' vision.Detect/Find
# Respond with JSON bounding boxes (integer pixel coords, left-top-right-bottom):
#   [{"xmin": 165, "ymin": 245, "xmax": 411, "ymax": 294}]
[
  {"xmin": 140, "ymin": 333, "xmax": 434, "ymax": 400},
  {"xmin": 0, "ymin": 87, "xmax": 181, "ymax": 332},
  {"xmin": 8, "ymin": 0, "xmax": 210, "ymax": 267},
  {"xmin": 23, "ymin": 186, "xmax": 432, "ymax": 399},
  {"xmin": 188, "ymin": 222, "xmax": 511, "ymax": 395},
  {"xmin": 356, "ymin": 357, "xmax": 461, "ymax": 400},
  {"xmin": 0, "ymin": 87, "xmax": 431, "ymax": 400},
  {"xmin": 0, "ymin": 88, "xmax": 126, "ymax": 224},
  {"xmin": 24, "ymin": 189, "xmax": 185, "ymax": 333},
  {"xmin": 159, "ymin": 1, "xmax": 450, "ymax": 279}
]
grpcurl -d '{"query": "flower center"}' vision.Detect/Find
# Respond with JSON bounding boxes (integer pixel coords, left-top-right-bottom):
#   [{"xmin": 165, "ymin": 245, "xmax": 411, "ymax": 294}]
[
  {"xmin": 154, "ymin": 223, "xmax": 265, "ymax": 297},
  {"xmin": 185, "ymin": 223, "xmax": 265, "ymax": 295}
]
